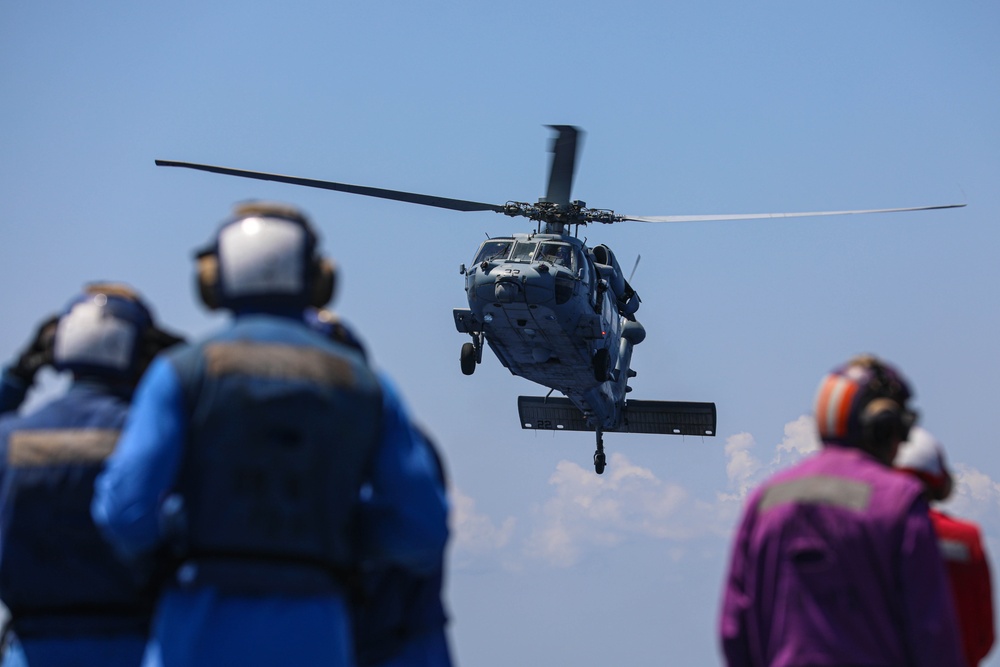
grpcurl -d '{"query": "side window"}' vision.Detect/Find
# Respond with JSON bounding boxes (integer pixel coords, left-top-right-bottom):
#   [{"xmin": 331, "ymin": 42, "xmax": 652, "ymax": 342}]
[
  {"xmin": 538, "ymin": 243, "xmax": 574, "ymax": 270},
  {"xmin": 577, "ymin": 250, "xmax": 591, "ymax": 284}
]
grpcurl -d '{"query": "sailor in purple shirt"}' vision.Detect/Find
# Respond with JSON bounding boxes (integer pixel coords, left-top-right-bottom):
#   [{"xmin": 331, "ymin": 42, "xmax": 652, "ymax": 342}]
[{"xmin": 720, "ymin": 355, "xmax": 964, "ymax": 667}]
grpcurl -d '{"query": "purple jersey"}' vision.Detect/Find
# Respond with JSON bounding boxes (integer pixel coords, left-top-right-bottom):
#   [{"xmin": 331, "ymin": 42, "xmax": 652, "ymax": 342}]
[{"xmin": 720, "ymin": 445, "xmax": 964, "ymax": 666}]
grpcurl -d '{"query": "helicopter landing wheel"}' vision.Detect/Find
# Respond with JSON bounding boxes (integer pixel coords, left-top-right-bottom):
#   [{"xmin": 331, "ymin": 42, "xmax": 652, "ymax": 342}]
[
  {"xmin": 593, "ymin": 348, "xmax": 611, "ymax": 382},
  {"xmin": 460, "ymin": 342, "xmax": 476, "ymax": 376},
  {"xmin": 593, "ymin": 429, "xmax": 606, "ymax": 474}
]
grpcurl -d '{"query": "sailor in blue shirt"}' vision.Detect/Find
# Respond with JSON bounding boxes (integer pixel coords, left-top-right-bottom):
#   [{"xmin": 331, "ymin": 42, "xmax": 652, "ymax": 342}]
[
  {"xmin": 0, "ymin": 283, "xmax": 183, "ymax": 667},
  {"xmin": 352, "ymin": 428, "xmax": 453, "ymax": 667},
  {"xmin": 305, "ymin": 309, "xmax": 453, "ymax": 667},
  {"xmin": 92, "ymin": 202, "xmax": 449, "ymax": 667}
]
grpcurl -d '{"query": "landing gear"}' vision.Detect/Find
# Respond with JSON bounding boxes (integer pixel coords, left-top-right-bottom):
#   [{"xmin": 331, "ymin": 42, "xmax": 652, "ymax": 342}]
[
  {"xmin": 460, "ymin": 342, "xmax": 476, "ymax": 375},
  {"xmin": 593, "ymin": 429, "xmax": 606, "ymax": 474},
  {"xmin": 593, "ymin": 348, "xmax": 610, "ymax": 382},
  {"xmin": 460, "ymin": 334, "xmax": 483, "ymax": 376}
]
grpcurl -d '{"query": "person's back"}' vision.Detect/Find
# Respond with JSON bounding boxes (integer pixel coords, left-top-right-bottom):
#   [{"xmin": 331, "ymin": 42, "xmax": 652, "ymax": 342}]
[
  {"xmin": 137, "ymin": 314, "xmax": 382, "ymax": 665},
  {"xmin": 895, "ymin": 428, "xmax": 995, "ymax": 666},
  {"xmin": 728, "ymin": 445, "xmax": 945, "ymax": 665},
  {"xmin": 92, "ymin": 202, "xmax": 448, "ymax": 667},
  {"xmin": 720, "ymin": 355, "xmax": 964, "ymax": 667},
  {"xmin": 0, "ymin": 284, "xmax": 181, "ymax": 667},
  {"xmin": 932, "ymin": 510, "xmax": 995, "ymax": 666},
  {"xmin": 165, "ymin": 313, "xmax": 383, "ymax": 592}
]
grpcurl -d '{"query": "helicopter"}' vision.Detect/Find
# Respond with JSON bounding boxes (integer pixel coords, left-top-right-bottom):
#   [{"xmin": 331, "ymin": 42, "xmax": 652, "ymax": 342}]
[{"xmin": 156, "ymin": 125, "xmax": 964, "ymax": 474}]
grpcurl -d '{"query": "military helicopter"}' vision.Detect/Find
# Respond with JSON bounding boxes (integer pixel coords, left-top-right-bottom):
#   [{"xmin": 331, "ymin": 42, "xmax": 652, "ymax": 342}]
[{"xmin": 156, "ymin": 126, "xmax": 964, "ymax": 474}]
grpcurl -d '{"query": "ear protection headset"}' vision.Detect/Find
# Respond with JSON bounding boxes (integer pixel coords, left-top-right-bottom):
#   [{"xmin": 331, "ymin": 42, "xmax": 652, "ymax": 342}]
[
  {"xmin": 854, "ymin": 357, "xmax": 917, "ymax": 452},
  {"xmin": 196, "ymin": 201, "xmax": 336, "ymax": 311}
]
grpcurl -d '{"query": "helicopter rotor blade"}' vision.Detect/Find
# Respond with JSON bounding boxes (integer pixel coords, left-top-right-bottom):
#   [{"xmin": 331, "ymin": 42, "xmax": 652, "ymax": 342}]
[
  {"xmin": 541, "ymin": 125, "xmax": 581, "ymax": 206},
  {"xmin": 628, "ymin": 255, "xmax": 641, "ymax": 283},
  {"xmin": 620, "ymin": 202, "xmax": 966, "ymax": 223},
  {"xmin": 154, "ymin": 160, "xmax": 507, "ymax": 213}
]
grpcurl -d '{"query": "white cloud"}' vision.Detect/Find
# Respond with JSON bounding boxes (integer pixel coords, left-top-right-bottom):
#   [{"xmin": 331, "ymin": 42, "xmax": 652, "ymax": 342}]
[
  {"xmin": 772, "ymin": 415, "xmax": 820, "ymax": 461},
  {"xmin": 723, "ymin": 431, "xmax": 762, "ymax": 498},
  {"xmin": 940, "ymin": 463, "xmax": 1000, "ymax": 535},
  {"xmin": 721, "ymin": 416, "xmax": 820, "ymax": 502},
  {"xmin": 521, "ymin": 453, "xmax": 726, "ymax": 567},
  {"xmin": 448, "ymin": 486, "xmax": 516, "ymax": 569}
]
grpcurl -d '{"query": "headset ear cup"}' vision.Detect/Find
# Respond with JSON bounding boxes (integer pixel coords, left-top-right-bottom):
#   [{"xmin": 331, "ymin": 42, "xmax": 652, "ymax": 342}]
[
  {"xmin": 196, "ymin": 253, "xmax": 221, "ymax": 310},
  {"xmin": 311, "ymin": 258, "xmax": 336, "ymax": 308},
  {"xmin": 861, "ymin": 398, "xmax": 903, "ymax": 451}
]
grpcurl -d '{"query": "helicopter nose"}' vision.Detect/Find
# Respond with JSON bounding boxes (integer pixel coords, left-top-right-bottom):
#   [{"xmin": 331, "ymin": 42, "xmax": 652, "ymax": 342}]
[{"xmin": 495, "ymin": 281, "xmax": 520, "ymax": 303}]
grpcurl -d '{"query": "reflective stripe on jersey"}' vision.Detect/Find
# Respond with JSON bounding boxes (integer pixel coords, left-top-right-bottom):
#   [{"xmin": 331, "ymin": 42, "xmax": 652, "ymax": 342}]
[
  {"xmin": 8, "ymin": 429, "xmax": 119, "ymax": 466},
  {"xmin": 759, "ymin": 475, "xmax": 872, "ymax": 513},
  {"xmin": 204, "ymin": 342, "xmax": 356, "ymax": 387}
]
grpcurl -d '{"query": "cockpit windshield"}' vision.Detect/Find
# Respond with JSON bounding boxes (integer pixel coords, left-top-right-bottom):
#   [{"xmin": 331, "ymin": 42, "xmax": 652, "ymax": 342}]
[
  {"xmin": 474, "ymin": 239, "xmax": 513, "ymax": 264},
  {"xmin": 509, "ymin": 240, "xmax": 538, "ymax": 263},
  {"xmin": 537, "ymin": 243, "xmax": 574, "ymax": 270}
]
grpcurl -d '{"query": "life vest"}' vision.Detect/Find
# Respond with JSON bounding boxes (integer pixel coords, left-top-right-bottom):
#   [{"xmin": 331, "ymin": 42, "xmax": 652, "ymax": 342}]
[
  {"xmin": 167, "ymin": 316, "xmax": 382, "ymax": 594},
  {"xmin": 0, "ymin": 386, "xmax": 154, "ymax": 637}
]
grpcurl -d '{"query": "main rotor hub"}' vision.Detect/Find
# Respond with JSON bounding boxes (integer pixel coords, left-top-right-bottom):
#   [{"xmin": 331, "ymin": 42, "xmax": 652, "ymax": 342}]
[{"xmin": 503, "ymin": 200, "xmax": 622, "ymax": 231}]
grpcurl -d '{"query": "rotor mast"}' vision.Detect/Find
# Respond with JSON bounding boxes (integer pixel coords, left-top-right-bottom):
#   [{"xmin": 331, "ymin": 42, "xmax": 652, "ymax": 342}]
[
  {"xmin": 516, "ymin": 125, "xmax": 622, "ymax": 233},
  {"xmin": 538, "ymin": 125, "xmax": 581, "ymax": 235}
]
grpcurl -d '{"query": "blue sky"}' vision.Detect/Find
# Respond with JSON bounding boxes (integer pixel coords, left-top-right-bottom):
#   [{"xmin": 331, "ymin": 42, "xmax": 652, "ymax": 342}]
[{"xmin": 3, "ymin": 2, "xmax": 998, "ymax": 665}]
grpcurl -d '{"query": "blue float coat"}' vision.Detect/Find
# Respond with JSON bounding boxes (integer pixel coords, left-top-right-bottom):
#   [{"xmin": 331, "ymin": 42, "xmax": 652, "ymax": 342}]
[
  {"xmin": 0, "ymin": 375, "xmax": 151, "ymax": 667},
  {"xmin": 92, "ymin": 314, "xmax": 448, "ymax": 667}
]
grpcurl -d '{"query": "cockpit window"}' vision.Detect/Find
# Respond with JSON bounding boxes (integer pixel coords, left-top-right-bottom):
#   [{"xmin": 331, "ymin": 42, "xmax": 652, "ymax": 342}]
[
  {"xmin": 474, "ymin": 239, "xmax": 513, "ymax": 264},
  {"xmin": 538, "ymin": 243, "xmax": 574, "ymax": 270},
  {"xmin": 510, "ymin": 240, "xmax": 538, "ymax": 263}
]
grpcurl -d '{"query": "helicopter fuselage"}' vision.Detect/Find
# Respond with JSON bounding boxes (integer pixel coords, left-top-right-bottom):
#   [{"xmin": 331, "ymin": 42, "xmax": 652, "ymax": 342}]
[{"xmin": 454, "ymin": 232, "xmax": 644, "ymax": 432}]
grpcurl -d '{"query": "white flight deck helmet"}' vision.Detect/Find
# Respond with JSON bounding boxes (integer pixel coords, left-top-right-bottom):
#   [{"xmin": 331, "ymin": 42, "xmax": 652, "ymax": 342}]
[
  {"xmin": 52, "ymin": 283, "xmax": 156, "ymax": 386},
  {"xmin": 894, "ymin": 426, "xmax": 954, "ymax": 502},
  {"xmin": 195, "ymin": 201, "xmax": 335, "ymax": 312}
]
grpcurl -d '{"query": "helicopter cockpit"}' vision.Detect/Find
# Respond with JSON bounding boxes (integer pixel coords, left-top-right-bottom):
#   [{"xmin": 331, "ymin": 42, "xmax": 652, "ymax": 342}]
[{"xmin": 474, "ymin": 238, "xmax": 576, "ymax": 271}]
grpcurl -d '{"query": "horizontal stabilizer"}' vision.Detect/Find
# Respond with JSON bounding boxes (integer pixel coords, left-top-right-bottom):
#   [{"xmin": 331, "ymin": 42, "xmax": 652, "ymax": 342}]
[
  {"xmin": 518, "ymin": 396, "xmax": 592, "ymax": 432},
  {"xmin": 622, "ymin": 399, "xmax": 716, "ymax": 436},
  {"xmin": 518, "ymin": 396, "xmax": 716, "ymax": 436}
]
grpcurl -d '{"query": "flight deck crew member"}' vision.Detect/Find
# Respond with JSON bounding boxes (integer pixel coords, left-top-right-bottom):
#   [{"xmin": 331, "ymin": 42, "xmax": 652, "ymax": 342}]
[
  {"xmin": 719, "ymin": 354, "xmax": 964, "ymax": 667},
  {"xmin": 895, "ymin": 427, "xmax": 995, "ymax": 666},
  {"xmin": 0, "ymin": 283, "xmax": 183, "ymax": 667},
  {"xmin": 351, "ymin": 427, "xmax": 453, "ymax": 667},
  {"xmin": 92, "ymin": 202, "xmax": 449, "ymax": 667},
  {"xmin": 304, "ymin": 308, "xmax": 454, "ymax": 667}
]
